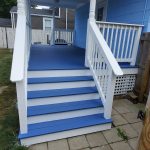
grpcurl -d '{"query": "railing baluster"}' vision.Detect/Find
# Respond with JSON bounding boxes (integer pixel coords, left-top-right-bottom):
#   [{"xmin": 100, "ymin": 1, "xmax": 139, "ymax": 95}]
[
  {"xmin": 125, "ymin": 26, "xmax": 131, "ymax": 58},
  {"xmin": 110, "ymin": 25, "xmax": 114, "ymax": 49},
  {"xmin": 121, "ymin": 26, "xmax": 127, "ymax": 59},
  {"xmin": 129, "ymin": 27, "xmax": 135, "ymax": 58},
  {"xmin": 117, "ymin": 26, "xmax": 123, "ymax": 59},
  {"xmin": 113, "ymin": 25, "xmax": 118, "ymax": 56},
  {"xmin": 96, "ymin": 21, "xmax": 143, "ymax": 64}
]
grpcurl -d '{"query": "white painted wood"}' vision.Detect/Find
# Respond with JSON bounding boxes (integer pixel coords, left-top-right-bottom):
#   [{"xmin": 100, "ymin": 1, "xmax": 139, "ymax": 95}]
[
  {"xmin": 21, "ymin": 123, "xmax": 111, "ymax": 146},
  {"xmin": 28, "ymin": 81, "xmax": 95, "ymax": 91},
  {"xmin": 89, "ymin": 0, "xmax": 96, "ymax": 21},
  {"xmin": 28, "ymin": 93, "xmax": 100, "ymax": 107},
  {"xmin": 16, "ymin": 81, "xmax": 27, "ymax": 133},
  {"xmin": 28, "ymin": 70, "xmax": 91, "ymax": 78},
  {"xmin": 104, "ymin": 71, "xmax": 116, "ymax": 119},
  {"xmin": 96, "ymin": 21, "xmax": 143, "ymax": 64},
  {"xmin": 28, "ymin": 107, "xmax": 104, "ymax": 124},
  {"xmin": 131, "ymin": 27, "xmax": 142, "ymax": 66},
  {"xmin": 86, "ymin": 20, "xmax": 123, "ymax": 119},
  {"xmin": 10, "ymin": 0, "xmax": 32, "ymax": 134},
  {"xmin": 54, "ymin": 28, "xmax": 74, "ymax": 44},
  {"xmin": 122, "ymin": 67, "xmax": 138, "ymax": 75}
]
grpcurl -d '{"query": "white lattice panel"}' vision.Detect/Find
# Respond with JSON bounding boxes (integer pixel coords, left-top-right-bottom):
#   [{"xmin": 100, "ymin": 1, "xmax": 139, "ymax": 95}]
[{"xmin": 114, "ymin": 74, "xmax": 136, "ymax": 95}]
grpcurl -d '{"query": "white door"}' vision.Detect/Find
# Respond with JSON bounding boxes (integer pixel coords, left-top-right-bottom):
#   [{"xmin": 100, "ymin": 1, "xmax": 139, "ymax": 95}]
[{"xmin": 43, "ymin": 17, "xmax": 53, "ymax": 31}]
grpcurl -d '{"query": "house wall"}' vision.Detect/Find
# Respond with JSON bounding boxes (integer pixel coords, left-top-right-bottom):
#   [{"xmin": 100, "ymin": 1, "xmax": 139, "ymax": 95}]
[
  {"xmin": 74, "ymin": 3, "xmax": 90, "ymax": 49},
  {"xmin": 106, "ymin": 0, "xmax": 150, "ymax": 32},
  {"xmin": 12, "ymin": 8, "xmax": 75, "ymax": 30},
  {"xmin": 55, "ymin": 8, "xmax": 75, "ymax": 29}
]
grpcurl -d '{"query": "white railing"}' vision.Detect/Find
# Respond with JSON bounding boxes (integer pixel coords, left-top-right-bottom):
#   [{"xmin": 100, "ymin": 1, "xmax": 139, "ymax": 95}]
[
  {"xmin": 53, "ymin": 28, "xmax": 74, "ymax": 45},
  {"xmin": 86, "ymin": 21, "xmax": 123, "ymax": 119},
  {"xmin": 10, "ymin": 1, "xmax": 31, "ymax": 134},
  {"xmin": 96, "ymin": 21, "xmax": 143, "ymax": 65}
]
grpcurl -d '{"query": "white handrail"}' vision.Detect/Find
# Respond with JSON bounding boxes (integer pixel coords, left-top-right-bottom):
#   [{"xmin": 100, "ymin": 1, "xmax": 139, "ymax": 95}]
[
  {"xmin": 10, "ymin": 15, "xmax": 26, "ymax": 82},
  {"xmin": 96, "ymin": 21, "xmax": 144, "ymax": 27},
  {"xmin": 86, "ymin": 20, "xmax": 123, "ymax": 119},
  {"xmin": 90, "ymin": 22, "xmax": 123, "ymax": 76}
]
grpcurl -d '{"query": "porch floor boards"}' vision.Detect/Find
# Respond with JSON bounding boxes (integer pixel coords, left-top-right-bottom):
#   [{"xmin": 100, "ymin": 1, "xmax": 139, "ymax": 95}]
[{"xmin": 28, "ymin": 45, "xmax": 87, "ymax": 71}]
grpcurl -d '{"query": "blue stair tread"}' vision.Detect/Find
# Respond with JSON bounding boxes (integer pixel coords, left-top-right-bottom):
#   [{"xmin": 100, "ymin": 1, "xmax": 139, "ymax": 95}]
[
  {"xmin": 19, "ymin": 114, "xmax": 112, "ymax": 139},
  {"xmin": 28, "ymin": 87, "xmax": 98, "ymax": 99},
  {"xmin": 27, "ymin": 99, "xmax": 103, "ymax": 117},
  {"xmin": 28, "ymin": 76, "xmax": 93, "ymax": 84},
  {"xmin": 119, "ymin": 62, "xmax": 138, "ymax": 68}
]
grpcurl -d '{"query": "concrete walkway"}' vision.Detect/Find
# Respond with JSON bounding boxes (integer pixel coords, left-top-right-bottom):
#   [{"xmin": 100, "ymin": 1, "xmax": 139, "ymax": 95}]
[{"xmin": 29, "ymin": 99, "xmax": 145, "ymax": 150}]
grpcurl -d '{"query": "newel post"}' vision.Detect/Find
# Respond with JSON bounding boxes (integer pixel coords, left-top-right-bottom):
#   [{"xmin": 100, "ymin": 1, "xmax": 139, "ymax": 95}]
[
  {"xmin": 16, "ymin": 0, "xmax": 28, "ymax": 134},
  {"xmin": 85, "ymin": 0, "xmax": 96, "ymax": 67},
  {"xmin": 104, "ymin": 70, "xmax": 116, "ymax": 119}
]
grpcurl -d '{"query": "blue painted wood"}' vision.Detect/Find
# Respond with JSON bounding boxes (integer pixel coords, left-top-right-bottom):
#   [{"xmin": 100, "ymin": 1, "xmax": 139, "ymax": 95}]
[
  {"xmin": 74, "ymin": 3, "xmax": 90, "ymax": 49},
  {"xmin": 28, "ymin": 76, "xmax": 93, "ymax": 84},
  {"xmin": 27, "ymin": 99, "xmax": 103, "ymax": 117},
  {"xmin": 119, "ymin": 62, "xmax": 138, "ymax": 68},
  {"xmin": 28, "ymin": 45, "xmax": 87, "ymax": 71},
  {"xmin": 19, "ymin": 114, "xmax": 112, "ymax": 139},
  {"xmin": 107, "ymin": 0, "xmax": 150, "ymax": 32},
  {"xmin": 28, "ymin": 87, "xmax": 98, "ymax": 99}
]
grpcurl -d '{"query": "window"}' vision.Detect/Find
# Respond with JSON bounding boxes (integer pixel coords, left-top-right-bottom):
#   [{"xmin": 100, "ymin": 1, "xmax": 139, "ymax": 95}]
[
  {"xmin": 96, "ymin": 0, "xmax": 107, "ymax": 21},
  {"xmin": 97, "ymin": 7, "xmax": 104, "ymax": 21},
  {"xmin": 43, "ymin": 18, "xmax": 53, "ymax": 31}
]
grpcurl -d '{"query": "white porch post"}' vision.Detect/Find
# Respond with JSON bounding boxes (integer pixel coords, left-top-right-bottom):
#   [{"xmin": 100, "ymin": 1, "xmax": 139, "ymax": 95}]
[
  {"xmin": 85, "ymin": 0, "xmax": 96, "ymax": 66},
  {"xmin": 16, "ymin": 0, "xmax": 28, "ymax": 134}
]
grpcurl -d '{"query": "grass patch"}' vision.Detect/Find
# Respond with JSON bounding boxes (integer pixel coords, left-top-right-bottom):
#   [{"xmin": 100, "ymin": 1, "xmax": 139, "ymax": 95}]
[
  {"xmin": 0, "ymin": 49, "xmax": 12, "ymax": 86},
  {"xmin": 0, "ymin": 50, "xmax": 29, "ymax": 150},
  {"xmin": 117, "ymin": 128, "xmax": 129, "ymax": 142}
]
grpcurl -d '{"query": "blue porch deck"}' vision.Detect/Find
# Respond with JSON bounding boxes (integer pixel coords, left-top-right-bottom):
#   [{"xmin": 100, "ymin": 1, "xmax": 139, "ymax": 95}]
[
  {"xmin": 28, "ymin": 45, "xmax": 137, "ymax": 71},
  {"xmin": 28, "ymin": 45, "xmax": 87, "ymax": 71}
]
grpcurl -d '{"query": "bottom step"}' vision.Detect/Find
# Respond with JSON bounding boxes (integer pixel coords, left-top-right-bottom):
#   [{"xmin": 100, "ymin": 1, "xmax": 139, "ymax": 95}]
[{"xmin": 20, "ymin": 114, "xmax": 112, "ymax": 146}]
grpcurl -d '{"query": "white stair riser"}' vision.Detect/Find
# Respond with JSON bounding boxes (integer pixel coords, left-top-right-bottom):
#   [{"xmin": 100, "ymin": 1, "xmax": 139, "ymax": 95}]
[
  {"xmin": 28, "ymin": 70, "xmax": 91, "ymax": 78},
  {"xmin": 28, "ymin": 107, "xmax": 103, "ymax": 124},
  {"xmin": 28, "ymin": 93, "xmax": 100, "ymax": 107},
  {"xmin": 21, "ymin": 123, "xmax": 111, "ymax": 146},
  {"xmin": 28, "ymin": 81, "xmax": 95, "ymax": 91}
]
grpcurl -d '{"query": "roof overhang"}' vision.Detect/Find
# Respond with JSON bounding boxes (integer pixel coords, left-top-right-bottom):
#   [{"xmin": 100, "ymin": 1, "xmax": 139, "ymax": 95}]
[{"xmin": 31, "ymin": 0, "xmax": 90, "ymax": 9}]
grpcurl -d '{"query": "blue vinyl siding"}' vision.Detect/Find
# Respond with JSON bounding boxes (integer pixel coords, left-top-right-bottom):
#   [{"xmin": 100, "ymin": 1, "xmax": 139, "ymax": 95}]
[
  {"xmin": 106, "ymin": 0, "xmax": 150, "ymax": 32},
  {"xmin": 74, "ymin": 3, "xmax": 90, "ymax": 48}
]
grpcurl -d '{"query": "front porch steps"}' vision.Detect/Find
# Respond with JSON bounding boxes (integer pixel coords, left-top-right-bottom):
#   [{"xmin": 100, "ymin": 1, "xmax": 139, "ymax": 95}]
[
  {"xmin": 19, "ymin": 69, "xmax": 112, "ymax": 146},
  {"xmin": 19, "ymin": 114, "xmax": 112, "ymax": 146}
]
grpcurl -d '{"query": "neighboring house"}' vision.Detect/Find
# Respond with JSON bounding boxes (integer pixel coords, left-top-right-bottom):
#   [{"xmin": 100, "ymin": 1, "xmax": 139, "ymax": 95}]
[
  {"xmin": 10, "ymin": 0, "xmax": 149, "ymax": 146},
  {"xmin": 10, "ymin": 6, "xmax": 75, "ymax": 30},
  {"xmin": 0, "ymin": 18, "xmax": 12, "ymax": 27}
]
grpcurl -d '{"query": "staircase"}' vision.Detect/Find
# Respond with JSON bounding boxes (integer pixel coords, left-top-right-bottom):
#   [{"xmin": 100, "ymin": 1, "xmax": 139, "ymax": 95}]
[{"xmin": 19, "ymin": 68, "xmax": 112, "ymax": 146}]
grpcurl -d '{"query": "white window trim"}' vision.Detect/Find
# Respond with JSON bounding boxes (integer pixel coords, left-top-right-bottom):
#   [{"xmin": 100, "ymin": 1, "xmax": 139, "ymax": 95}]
[{"xmin": 43, "ymin": 17, "xmax": 54, "ymax": 31}]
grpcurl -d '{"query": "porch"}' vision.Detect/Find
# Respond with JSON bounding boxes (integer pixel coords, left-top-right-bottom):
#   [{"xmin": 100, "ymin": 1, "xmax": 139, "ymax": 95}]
[{"xmin": 28, "ymin": 45, "xmax": 86, "ymax": 71}]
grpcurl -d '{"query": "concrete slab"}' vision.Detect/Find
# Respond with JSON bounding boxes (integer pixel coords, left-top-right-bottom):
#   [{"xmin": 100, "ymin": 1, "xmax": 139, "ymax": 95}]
[
  {"xmin": 29, "ymin": 143, "xmax": 47, "ymax": 150},
  {"xmin": 117, "ymin": 124, "xmax": 138, "ymax": 138},
  {"xmin": 128, "ymin": 138, "xmax": 138, "ymax": 150},
  {"xmin": 122, "ymin": 112, "xmax": 141, "ymax": 123},
  {"xmin": 91, "ymin": 145, "xmax": 111, "ymax": 150},
  {"xmin": 131, "ymin": 122, "xmax": 143, "ymax": 134},
  {"xmin": 48, "ymin": 139, "xmax": 69, "ymax": 150},
  {"xmin": 102, "ymin": 128, "xmax": 122, "ymax": 143},
  {"xmin": 112, "ymin": 114, "xmax": 128, "ymax": 126},
  {"xmin": 68, "ymin": 135, "xmax": 89, "ymax": 150},
  {"xmin": 110, "ymin": 141, "xmax": 132, "ymax": 150},
  {"xmin": 86, "ymin": 132, "xmax": 107, "ymax": 147}
]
